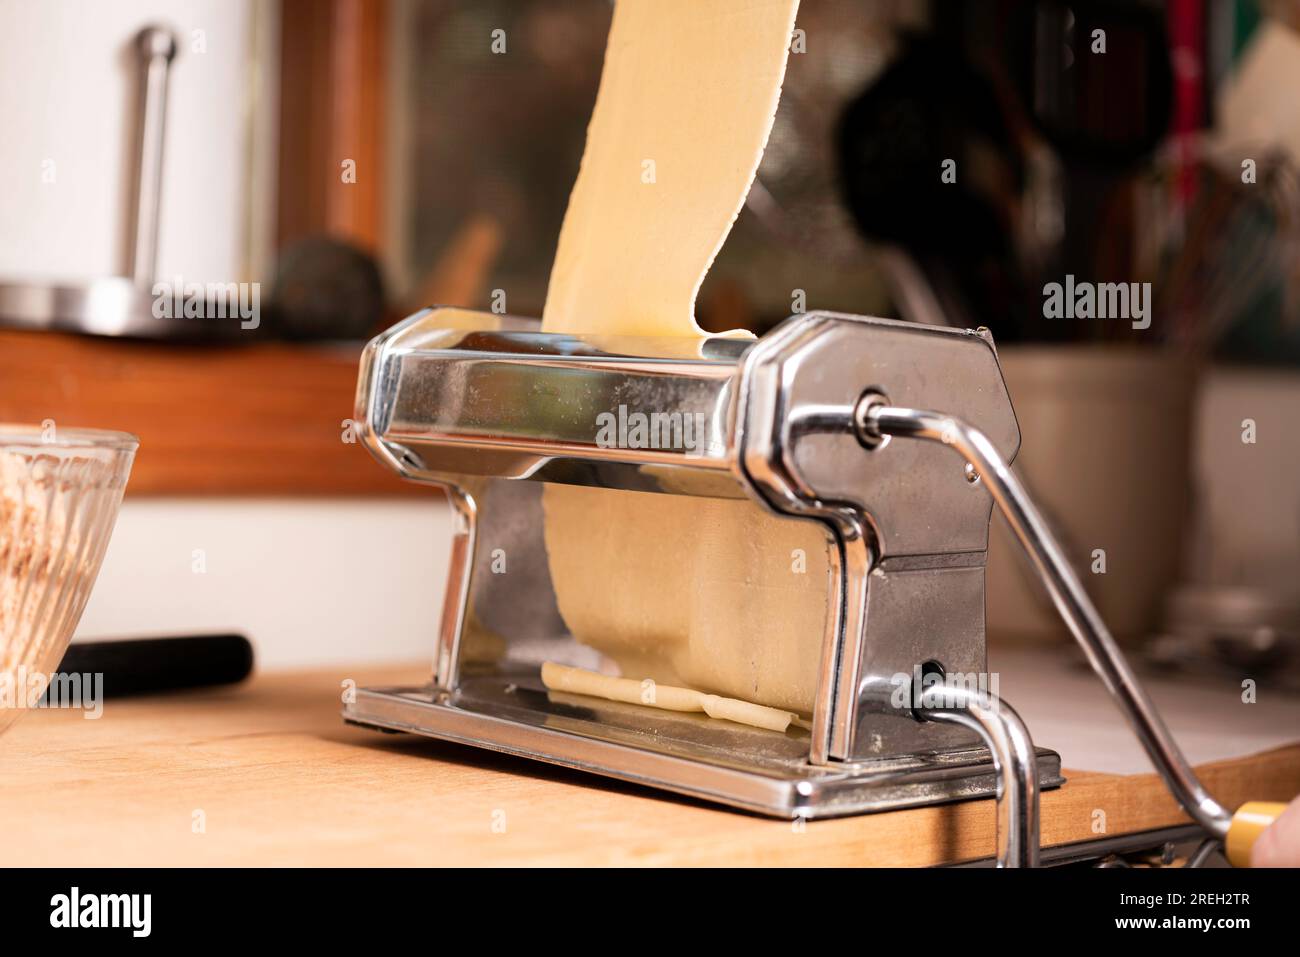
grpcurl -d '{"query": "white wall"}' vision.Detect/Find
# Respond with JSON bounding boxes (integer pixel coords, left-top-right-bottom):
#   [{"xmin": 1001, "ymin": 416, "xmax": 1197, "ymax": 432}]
[
  {"xmin": 76, "ymin": 499, "xmax": 452, "ymax": 670},
  {"xmin": 1194, "ymin": 366, "xmax": 1300, "ymax": 592}
]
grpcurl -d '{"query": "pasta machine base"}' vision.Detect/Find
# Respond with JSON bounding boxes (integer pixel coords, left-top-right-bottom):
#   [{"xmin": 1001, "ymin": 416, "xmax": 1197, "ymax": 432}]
[{"xmin": 345, "ymin": 668, "xmax": 1063, "ymax": 819}]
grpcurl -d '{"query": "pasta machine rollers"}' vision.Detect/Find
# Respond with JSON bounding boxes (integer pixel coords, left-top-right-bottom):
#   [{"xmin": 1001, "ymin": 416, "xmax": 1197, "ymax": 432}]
[{"xmin": 347, "ymin": 306, "xmax": 1247, "ymax": 867}]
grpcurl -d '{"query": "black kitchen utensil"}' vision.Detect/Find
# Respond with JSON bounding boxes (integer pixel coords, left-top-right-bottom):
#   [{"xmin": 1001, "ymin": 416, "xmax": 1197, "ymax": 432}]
[{"xmin": 53, "ymin": 634, "xmax": 254, "ymax": 699}]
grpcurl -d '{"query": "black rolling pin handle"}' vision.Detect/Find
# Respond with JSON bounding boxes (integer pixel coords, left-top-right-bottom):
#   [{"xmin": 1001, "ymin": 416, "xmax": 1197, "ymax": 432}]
[{"xmin": 54, "ymin": 634, "xmax": 254, "ymax": 698}]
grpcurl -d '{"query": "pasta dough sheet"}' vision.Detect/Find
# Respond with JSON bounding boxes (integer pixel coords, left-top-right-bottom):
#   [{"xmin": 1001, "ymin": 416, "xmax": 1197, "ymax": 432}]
[
  {"xmin": 543, "ymin": 486, "xmax": 829, "ymax": 714},
  {"xmin": 541, "ymin": 0, "xmax": 801, "ymax": 338},
  {"xmin": 540, "ymin": 0, "xmax": 830, "ymax": 715},
  {"xmin": 541, "ymin": 662, "xmax": 807, "ymax": 733}
]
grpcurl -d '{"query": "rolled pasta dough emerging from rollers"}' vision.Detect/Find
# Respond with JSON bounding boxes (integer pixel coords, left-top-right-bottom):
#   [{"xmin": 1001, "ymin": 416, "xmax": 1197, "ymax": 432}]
[{"xmin": 540, "ymin": 0, "xmax": 830, "ymax": 716}]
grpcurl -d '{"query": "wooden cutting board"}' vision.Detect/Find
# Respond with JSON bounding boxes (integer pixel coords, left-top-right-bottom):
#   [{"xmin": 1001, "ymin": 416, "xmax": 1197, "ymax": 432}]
[{"xmin": 1, "ymin": 664, "xmax": 1295, "ymax": 866}]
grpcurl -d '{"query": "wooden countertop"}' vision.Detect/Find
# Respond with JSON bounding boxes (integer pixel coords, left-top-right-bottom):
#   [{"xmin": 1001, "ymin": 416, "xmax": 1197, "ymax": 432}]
[{"xmin": 3, "ymin": 665, "xmax": 1297, "ymax": 867}]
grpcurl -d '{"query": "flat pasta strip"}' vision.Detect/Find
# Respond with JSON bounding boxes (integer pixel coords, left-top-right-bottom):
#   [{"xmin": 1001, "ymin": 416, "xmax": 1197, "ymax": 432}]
[{"xmin": 541, "ymin": 662, "xmax": 805, "ymax": 734}]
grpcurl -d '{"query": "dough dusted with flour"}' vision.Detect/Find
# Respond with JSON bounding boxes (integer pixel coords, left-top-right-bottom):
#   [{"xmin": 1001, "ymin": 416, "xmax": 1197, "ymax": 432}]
[
  {"xmin": 541, "ymin": 662, "xmax": 806, "ymax": 733},
  {"xmin": 540, "ymin": 0, "xmax": 829, "ymax": 715},
  {"xmin": 543, "ymin": 486, "xmax": 829, "ymax": 714},
  {"xmin": 541, "ymin": 0, "xmax": 801, "ymax": 338}
]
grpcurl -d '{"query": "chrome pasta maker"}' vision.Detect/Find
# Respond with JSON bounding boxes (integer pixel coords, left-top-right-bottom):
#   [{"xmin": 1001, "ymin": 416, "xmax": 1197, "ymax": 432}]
[{"xmin": 346, "ymin": 306, "xmax": 1261, "ymax": 867}]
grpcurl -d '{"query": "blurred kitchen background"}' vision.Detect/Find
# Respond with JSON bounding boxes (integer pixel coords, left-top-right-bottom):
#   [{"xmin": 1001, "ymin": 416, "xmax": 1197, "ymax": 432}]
[{"xmin": 1, "ymin": 0, "xmax": 1298, "ymax": 679}]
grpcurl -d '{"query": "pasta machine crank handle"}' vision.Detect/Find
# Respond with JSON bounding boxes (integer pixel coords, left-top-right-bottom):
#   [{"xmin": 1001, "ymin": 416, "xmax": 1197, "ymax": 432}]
[
  {"xmin": 918, "ymin": 685, "xmax": 1040, "ymax": 867},
  {"xmin": 854, "ymin": 397, "xmax": 1283, "ymax": 866}
]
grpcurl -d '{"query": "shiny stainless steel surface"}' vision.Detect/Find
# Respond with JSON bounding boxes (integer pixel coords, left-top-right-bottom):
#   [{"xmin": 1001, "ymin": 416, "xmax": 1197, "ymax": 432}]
[
  {"xmin": 737, "ymin": 314, "xmax": 1017, "ymax": 558},
  {"xmin": 356, "ymin": 308, "xmax": 1021, "ymax": 762},
  {"xmin": 859, "ymin": 402, "xmax": 1234, "ymax": 840},
  {"xmin": 845, "ymin": 560, "xmax": 994, "ymax": 764},
  {"xmin": 349, "ymin": 306, "xmax": 1064, "ymax": 822},
  {"xmin": 920, "ymin": 684, "xmax": 1040, "ymax": 868},
  {"xmin": 344, "ymin": 671, "xmax": 1063, "ymax": 819},
  {"xmin": 732, "ymin": 314, "xmax": 1019, "ymax": 762},
  {"xmin": 130, "ymin": 26, "xmax": 178, "ymax": 288},
  {"xmin": 432, "ymin": 483, "xmax": 477, "ymax": 690},
  {"xmin": 357, "ymin": 309, "xmax": 747, "ymax": 494},
  {"xmin": 0, "ymin": 278, "xmax": 158, "ymax": 337},
  {"xmin": 1187, "ymin": 837, "xmax": 1224, "ymax": 868}
]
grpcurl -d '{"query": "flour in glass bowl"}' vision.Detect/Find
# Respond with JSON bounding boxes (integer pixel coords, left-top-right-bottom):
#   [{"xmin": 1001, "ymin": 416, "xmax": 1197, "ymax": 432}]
[
  {"xmin": 0, "ymin": 442, "xmax": 127, "ymax": 726},
  {"xmin": 1, "ymin": 449, "xmax": 76, "ymax": 668}
]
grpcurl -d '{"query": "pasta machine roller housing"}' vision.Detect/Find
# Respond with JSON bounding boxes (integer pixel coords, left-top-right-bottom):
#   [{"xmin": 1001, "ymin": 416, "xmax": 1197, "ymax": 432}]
[{"xmin": 345, "ymin": 306, "xmax": 1062, "ymax": 819}]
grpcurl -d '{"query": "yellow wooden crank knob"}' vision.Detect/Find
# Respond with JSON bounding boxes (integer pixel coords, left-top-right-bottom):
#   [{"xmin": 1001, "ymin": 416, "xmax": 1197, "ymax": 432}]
[{"xmin": 1225, "ymin": 801, "xmax": 1288, "ymax": 867}]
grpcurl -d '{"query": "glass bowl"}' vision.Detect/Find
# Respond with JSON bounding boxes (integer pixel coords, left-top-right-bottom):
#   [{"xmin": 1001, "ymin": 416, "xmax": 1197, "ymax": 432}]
[{"xmin": 1, "ymin": 426, "xmax": 136, "ymax": 733}]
